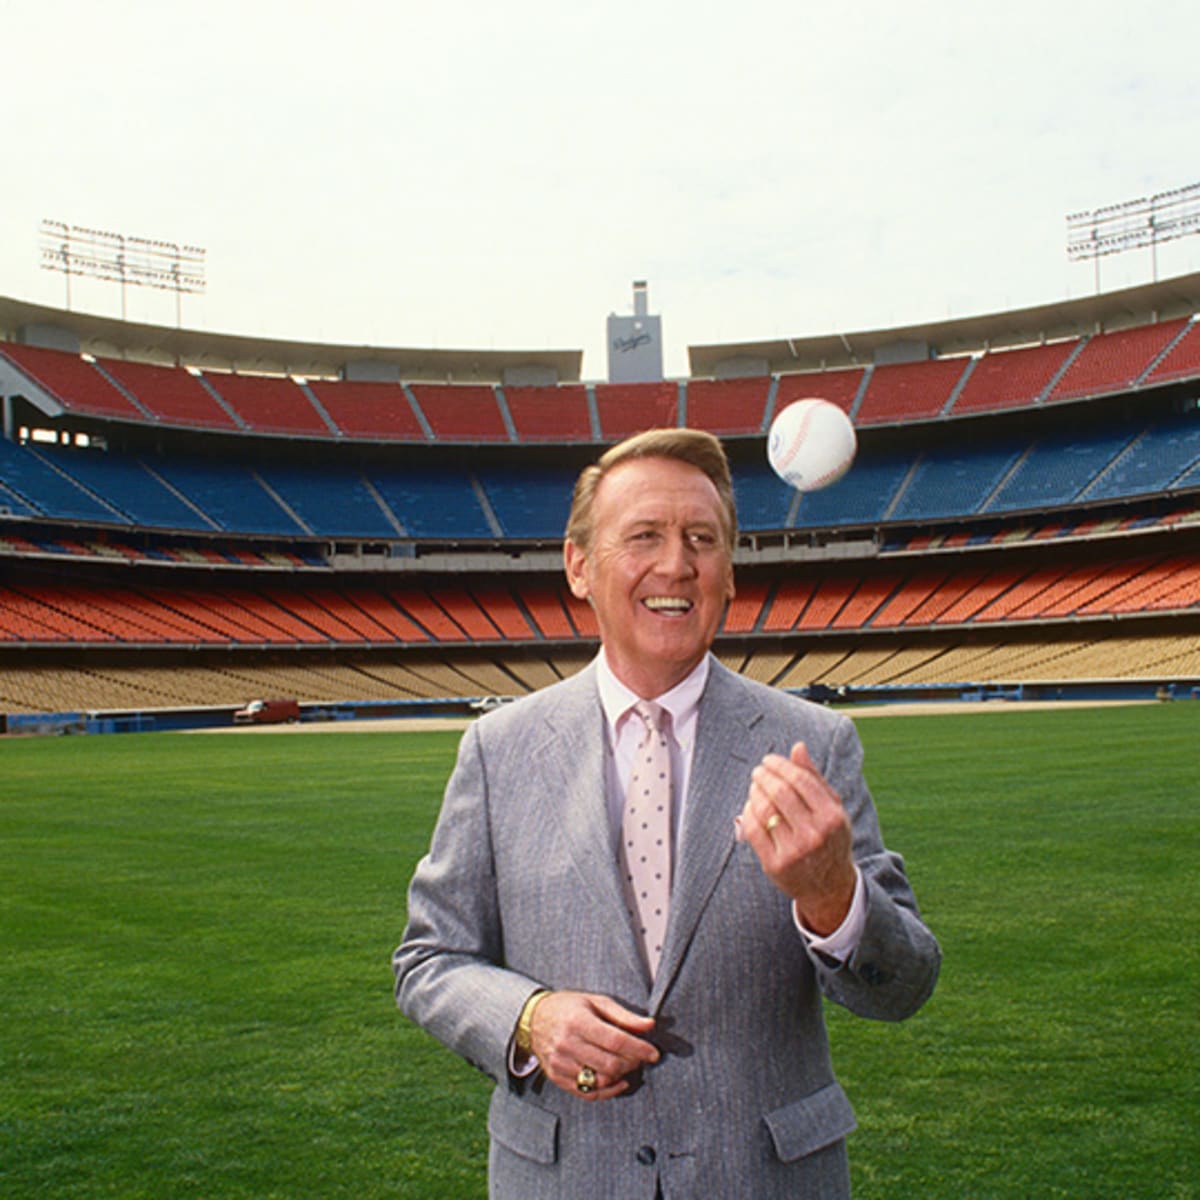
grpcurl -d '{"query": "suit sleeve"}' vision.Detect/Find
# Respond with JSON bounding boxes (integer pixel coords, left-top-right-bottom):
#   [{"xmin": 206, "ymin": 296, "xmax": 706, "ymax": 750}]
[
  {"xmin": 805, "ymin": 713, "xmax": 941, "ymax": 1021},
  {"xmin": 392, "ymin": 721, "xmax": 539, "ymax": 1084}
]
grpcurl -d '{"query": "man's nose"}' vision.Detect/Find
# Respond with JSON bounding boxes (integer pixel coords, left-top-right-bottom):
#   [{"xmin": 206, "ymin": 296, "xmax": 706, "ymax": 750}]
[{"xmin": 657, "ymin": 532, "xmax": 697, "ymax": 575}]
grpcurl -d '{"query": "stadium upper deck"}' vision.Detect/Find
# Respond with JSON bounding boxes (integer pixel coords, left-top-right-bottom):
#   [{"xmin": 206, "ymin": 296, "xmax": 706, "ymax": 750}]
[{"xmin": 3, "ymin": 273, "xmax": 1200, "ymax": 444}]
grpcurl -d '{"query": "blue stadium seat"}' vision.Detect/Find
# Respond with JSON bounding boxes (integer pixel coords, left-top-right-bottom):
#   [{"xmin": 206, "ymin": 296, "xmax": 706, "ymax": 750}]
[
  {"xmin": 732, "ymin": 463, "xmax": 794, "ymax": 531},
  {"xmin": 0, "ymin": 439, "xmax": 125, "ymax": 524},
  {"xmin": 0, "ymin": 480, "xmax": 39, "ymax": 518},
  {"xmin": 791, "ymin": 453, "xmax": 913, "ymax": 528},
  {"xmin": 890, "ymin": 440, "xmax": 1026, "ymax": 521},
  {"xmin": 986, "ymin": 428, "xmax": 1137, "ymax": 513},
  {"xmin": 367, "ymin": 466, "xmax": 494, "ymax": 538},
  {"xmin": 1083, "ymin": 415, "xmax": 1200, "ymax": 501},
  {"xmin": 256, "ymin": 462, "xmax": 399, "ymax": 538},
  {"xmin": 476, "ymin": 466, "xmax": 576, "ymax": 539},
  {"xmin": 153, "ymin": 457, "xmax": 306, "ymax": 536},
  {"xmin": 37, "ymin": 446, "xmax": 208, "ymax": 529}
]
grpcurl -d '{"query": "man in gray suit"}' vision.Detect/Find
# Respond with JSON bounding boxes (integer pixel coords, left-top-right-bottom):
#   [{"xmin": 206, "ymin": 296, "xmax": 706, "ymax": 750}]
[{"xmin": 394, "ymin": 428, "xmax": 940, "ymax": 1198}]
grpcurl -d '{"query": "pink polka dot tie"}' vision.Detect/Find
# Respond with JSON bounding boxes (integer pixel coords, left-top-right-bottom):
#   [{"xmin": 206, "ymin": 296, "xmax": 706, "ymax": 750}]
[{"xmin": 620, "ymin": 701, "xmax": 672, "ymax": 979}]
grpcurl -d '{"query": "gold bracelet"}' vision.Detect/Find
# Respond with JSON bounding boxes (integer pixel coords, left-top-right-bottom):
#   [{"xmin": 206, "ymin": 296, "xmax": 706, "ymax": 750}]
[{"xmin": 515, "ymin": 988, "xmax": 550, "ymax": 1056}]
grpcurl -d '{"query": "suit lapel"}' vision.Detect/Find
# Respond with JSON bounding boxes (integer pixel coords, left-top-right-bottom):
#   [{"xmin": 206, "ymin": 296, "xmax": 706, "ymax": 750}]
[
  {"xmin": 532, "ymin": 667, "xmax": 647, "ymax": 983},
  {"xmin": 652, "ymin": 661, "xmax": 762, "ymax": 1006}
]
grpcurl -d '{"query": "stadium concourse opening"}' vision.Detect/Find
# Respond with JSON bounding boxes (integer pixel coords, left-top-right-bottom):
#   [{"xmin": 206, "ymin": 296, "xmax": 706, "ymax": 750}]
[{"xmin": 1, "ymin": 274, "xmax": 1200, "ymax": 733}]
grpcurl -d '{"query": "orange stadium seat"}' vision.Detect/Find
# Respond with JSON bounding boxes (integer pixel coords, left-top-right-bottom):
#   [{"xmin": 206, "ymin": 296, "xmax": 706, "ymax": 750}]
[
  {"xmin": 797, "ymin": 578, "xmax": 857, "ymax": 629},
  {"xmin": 471, "ymin": 586, "xmax": 536, "ymax": 640},
  {"xmin": 516, "ymin": 584, "xmax": 577, "ymax": 639},
  {"xmin": 871, "ymin": 571, "xmax": 950, "ymax": 626},
  {"xmin": 392, "ymin": 591, "xmax": 470, "ymax": 641},
  {"xmin": 721, "ymin": 580, "xmax": 769, "ymax": 633},
  {"xmin": 1075, "ymin": 556, "xmax": 1191, "ymax": 615},
  {"xmin": 761, "ymin": 579, "xmax": 815, "ymax": 632},
  {"xmin": 563, "ymin": 590, "xmax": 600, "ymax": 637},
  {"xmin": 429, "ymin": 588, "xmax": 503, "ymax": 640},
  {"xmin": 352, "ymin": 591, "xmax": 430, "ymax": 642},
  {"xmin": 260, "ymin": 588, "xmax": 369, "ymax": 642},
  {"xmin": 831, "ymin": 575, "xmax": 902, "ymax": 629},
  {"xmin": 932, "ymin": 568, "xmax": 1026, "ymax": 624}
]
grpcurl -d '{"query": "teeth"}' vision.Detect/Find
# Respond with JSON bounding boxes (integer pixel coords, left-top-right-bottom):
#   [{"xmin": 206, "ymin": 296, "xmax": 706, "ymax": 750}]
[{"xmin": 644, "ymin": 597, "xmax": 692, "ymax": 612}]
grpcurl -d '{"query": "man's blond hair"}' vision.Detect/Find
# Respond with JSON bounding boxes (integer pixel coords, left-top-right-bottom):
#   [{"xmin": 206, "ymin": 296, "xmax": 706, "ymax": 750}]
[{"xmin": 565, "ymin": 428, "xmax": 737, "ymax": 551}]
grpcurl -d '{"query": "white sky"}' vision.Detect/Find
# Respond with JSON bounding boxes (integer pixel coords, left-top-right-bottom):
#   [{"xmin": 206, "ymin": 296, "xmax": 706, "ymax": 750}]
[{"xmin": 3, "ymin": 0, "xmax": 1198, "ymax": 379}]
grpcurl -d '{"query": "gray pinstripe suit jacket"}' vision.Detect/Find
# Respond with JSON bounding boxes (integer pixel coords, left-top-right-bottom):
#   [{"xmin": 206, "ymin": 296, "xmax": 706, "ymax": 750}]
[{"xmin": 394, "ymin": 658, "xmax": 940, "ymax": 1199}]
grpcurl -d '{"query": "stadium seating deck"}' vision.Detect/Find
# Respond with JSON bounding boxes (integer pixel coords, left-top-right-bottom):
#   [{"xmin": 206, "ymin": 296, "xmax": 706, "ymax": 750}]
[
  {"xmin": 410, "ymin": 384, "xmax": 510, "ymax": 442},
  {"xmin": 1048, "ymin": 318, "xmax": 1189, "ymax": 402},
  {"xmin": 593, "ymin": 382, "xmax": 678, "ymax": 439},
  {"xmin": 1145, "ymin": 320, "xmax": 1200, "ymax": 385},
  {"xmin": 98, "ymin": 357, "xmax": 240, "ymax": 429},
  {"xmin": 204, "ymin": 373, "xmax": 331, "ymax": 436},
  {"xmin": 854, "ymin": 358, "xmax": 968, "ymax": 424},
  {"xmin": 0, "ymin": 343, "xmax": 145, "ymax": 419},
  {"xmin": 308, "ymin": 380, "xmax": 427, "ymax": 440},
  {"xmin": 774, "ymin": 369, "xmax": 863, "ymax": 416},
  {"xmin": 686, "ymin": 378, "xmax": 771, "ymax": 435},
  {"xmin": 949, "ymin": 340, "xmax": 1076, "ymax": 414},
  {"xmin": 504, "ymin": 385, "xmax": 593, "ymax": 441}
]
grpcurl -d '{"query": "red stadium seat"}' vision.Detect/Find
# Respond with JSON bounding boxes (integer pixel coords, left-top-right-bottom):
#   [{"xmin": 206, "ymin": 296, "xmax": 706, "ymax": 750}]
[
  {"xmin": 1048, "ymin": 318, "xmax": 1188, "ymax": 402},
  {"xmin": 0, "ymin": 343, "xmax": 144, "ymax": 420},
  {"xmin": 98, "ymin": 357, "xmax": 240, "ymax": 430},
  {"xmin": 855, "ymin": 358, "xmax": 970, "ymax": 425},
  {"xmin": 686, "ymin": 378, "xmax": 771, "ymax": 436},
  {"xmin": 309, "ymin": 381, "xmax": 427, "ymax": 441},
  {"xmin": 410, "ymin": 384, "xmax": 509, "ymax": 442},
  {"xmin": 505, "ymin": 385, "xmax": 592, "ymax": 442}
]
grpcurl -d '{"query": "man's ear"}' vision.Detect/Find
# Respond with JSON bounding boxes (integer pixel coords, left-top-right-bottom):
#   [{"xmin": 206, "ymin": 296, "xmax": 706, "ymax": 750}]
[{"xmin": 563, "ymin": 539, "xmax": 590, "ymax": 600}]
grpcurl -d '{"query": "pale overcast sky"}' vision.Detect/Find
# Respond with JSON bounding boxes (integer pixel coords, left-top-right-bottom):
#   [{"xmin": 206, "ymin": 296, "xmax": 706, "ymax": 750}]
[{"xmin": 2, "ymin": 0, "xmax": 1198, "ymax": 378}]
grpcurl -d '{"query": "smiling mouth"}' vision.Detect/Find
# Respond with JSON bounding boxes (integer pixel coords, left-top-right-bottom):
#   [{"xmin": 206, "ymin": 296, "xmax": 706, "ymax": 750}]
[{"xmin": 642, "ymin": 596, "xmax": 693, "ymax": 615}]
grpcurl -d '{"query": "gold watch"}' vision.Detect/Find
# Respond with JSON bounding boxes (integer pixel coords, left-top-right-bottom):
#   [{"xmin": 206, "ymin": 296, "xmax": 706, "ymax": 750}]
[{"xmin": 515, "ymin": 989, "xmax": 550, "ymax": 1055}]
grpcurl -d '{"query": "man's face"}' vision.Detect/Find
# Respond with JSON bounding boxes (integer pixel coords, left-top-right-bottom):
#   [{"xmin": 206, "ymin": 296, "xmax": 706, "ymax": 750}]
[{"xmin": 564, "ymin": 455, "xmax": 735, "ymax": 698}]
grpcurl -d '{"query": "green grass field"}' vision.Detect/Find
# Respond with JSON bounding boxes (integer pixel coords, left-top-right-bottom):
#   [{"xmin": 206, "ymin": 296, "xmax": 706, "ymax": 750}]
[{"xmin": 1, "ymin": 705, "xmax": 1196, "ymax": 1198}]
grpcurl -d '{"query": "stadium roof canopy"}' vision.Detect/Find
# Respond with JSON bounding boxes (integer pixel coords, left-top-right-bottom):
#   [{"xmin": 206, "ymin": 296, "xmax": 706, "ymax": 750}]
[
  {"xmin": 0, "ymin": 294, "xmax": 584, "ymax": 384},
  {"xmin": 688, "ymin": 271, "xmax": 1200, "ymax": 377}
]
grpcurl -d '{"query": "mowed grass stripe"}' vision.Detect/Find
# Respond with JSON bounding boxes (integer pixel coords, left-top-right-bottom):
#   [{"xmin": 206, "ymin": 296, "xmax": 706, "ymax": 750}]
[{"xmin": 0, "ymin": 706, "xmax": 1195, "ymax": 1198}]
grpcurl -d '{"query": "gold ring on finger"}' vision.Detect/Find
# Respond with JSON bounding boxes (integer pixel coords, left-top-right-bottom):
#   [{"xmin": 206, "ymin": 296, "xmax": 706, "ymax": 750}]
[
  {"xmin": 576, "ymin": 1066, "xmax": 597, "ymax": 1094},
  {"xmin": 765, "ymin": 812, "xmax": 782, "ymax": 832}
]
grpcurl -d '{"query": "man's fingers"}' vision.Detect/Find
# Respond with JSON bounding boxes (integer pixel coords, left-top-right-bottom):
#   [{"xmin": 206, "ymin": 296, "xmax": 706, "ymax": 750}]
[{"xmin": 531, "ymin": 991, "xmax": 658, "ymax": 1099}]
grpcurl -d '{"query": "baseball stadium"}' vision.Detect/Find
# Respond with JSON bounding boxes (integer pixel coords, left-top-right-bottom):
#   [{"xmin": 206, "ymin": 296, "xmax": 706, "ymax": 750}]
[{"xmin": 1, "ymin": 267, "xmax": 1196, "ymax": 1197}]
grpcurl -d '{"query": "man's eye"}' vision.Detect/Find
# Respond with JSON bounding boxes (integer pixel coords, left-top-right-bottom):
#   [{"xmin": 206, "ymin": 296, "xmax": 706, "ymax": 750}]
[{"xmin": 687, "ymin": 531, "xmax": 718, "ymax": 549}]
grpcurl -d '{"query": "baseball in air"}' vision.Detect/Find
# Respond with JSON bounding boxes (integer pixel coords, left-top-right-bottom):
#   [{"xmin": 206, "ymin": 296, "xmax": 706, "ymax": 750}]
[{"xmin": 767, "ymin": 399, "xmax": 857, "ymax": 492}]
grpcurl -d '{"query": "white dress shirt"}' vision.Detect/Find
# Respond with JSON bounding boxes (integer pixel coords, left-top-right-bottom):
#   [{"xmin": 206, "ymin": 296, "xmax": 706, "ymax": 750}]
[{"xmin": 595, "ymin": 649, "xmax": 866, "ymax": 961}]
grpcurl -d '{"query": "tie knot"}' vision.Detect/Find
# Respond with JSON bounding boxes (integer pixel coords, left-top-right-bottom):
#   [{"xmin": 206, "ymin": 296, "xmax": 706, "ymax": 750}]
[{"xmin": 634, "ymin": 700, "xmax": 665, "ymax": 734}]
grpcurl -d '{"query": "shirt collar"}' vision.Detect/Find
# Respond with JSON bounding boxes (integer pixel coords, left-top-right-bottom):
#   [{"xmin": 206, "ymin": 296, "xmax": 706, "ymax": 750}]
[{"xmin": 595, "ymin": 648, "xmax": 710, "ymax": 736}]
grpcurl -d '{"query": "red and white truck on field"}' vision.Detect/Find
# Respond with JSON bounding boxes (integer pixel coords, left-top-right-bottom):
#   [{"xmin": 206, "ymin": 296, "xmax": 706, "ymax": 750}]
[{"xmin": 233, "ymin": 698, "xmax": 301, "ymax": 725}]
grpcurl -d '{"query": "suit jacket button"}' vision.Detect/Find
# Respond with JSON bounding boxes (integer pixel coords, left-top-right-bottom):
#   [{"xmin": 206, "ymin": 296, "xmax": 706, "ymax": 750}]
[{"xmin": 636, "ymin": 1145, "xmax": 657, "ymax": 1166}]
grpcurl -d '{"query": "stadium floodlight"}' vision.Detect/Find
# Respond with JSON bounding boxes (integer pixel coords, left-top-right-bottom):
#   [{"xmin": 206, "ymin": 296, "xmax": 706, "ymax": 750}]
[
  {"xmin": 1066, "ymin": 182, "xmax": 1200, "ymax": 289},
  {"xmin": 38, "ymin": 219, "xmax": 206, "ymax": 327}
]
